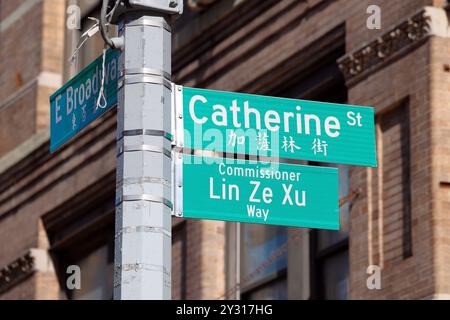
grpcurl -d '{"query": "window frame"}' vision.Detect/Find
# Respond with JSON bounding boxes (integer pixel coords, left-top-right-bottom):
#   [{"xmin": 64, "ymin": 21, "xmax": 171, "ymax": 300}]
[
  {"xmin": 309, "ymin": 231, "xmax": 349, "ymax": 300},
  {"xmin": 238, "ymin": 223, "xmax": 289, "ymax": 300},
  {"xmin": 241, "ymin": 268, "xmax": 288, "ymax": 300},
  {"xmin": 308, "ymin": 160, "xmax": 350, "ymax": 300}
]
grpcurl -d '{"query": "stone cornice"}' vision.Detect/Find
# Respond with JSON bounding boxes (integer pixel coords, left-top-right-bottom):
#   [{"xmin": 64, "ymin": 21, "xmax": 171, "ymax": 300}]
[
  {"xmin": 0, "ymin": 130, "xmax": 49, "ymax": 177},
  {"xmin": 338, "ymin": 6, "xmax": 449, "ymax": 87},
  {"xmin": 0, "ymin": 251, "xmax": 34, "ymax": 295},
  {"xmin": 0, "ymin": 248, "xmax": 56, "ymax": 295}
]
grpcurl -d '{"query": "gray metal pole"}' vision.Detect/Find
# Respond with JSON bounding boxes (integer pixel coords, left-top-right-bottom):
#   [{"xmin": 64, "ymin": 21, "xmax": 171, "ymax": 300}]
[{"xmin": 114, "ymin": 12, "xmax": 173, "ymax": 300}]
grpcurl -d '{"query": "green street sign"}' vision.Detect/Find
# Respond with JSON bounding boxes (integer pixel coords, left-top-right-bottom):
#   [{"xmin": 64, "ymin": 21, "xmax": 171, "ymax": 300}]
[
  {"xmin": 174, "ymin": 154, "xmax": 339, "ymax": 230},
  {"xmin": 50, "ymin": 49, "xmax": 120, "ymax": 152},
  {"xmin": 175, "ymin": 86, "xmax": 377, "ymax": 167}
]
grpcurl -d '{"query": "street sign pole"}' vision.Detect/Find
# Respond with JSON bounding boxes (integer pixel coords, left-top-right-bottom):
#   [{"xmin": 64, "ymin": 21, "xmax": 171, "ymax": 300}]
[{"xmin": 114, "ymin": 8, "xmax": 179, "ymax": 299}]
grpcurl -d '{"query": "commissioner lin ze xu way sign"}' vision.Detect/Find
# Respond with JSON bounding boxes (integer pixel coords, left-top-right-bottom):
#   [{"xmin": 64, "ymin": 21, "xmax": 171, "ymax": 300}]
[
  {"xmin": 175, "ymin": 86, "xmax": 377, "ymax": 167},
  {"xmin": 175, "ymin": 155, "xmax": 340, "ymax": 229},
  {"xmin": 50, "ymin": 49, "xmax": 120, "ymax": 152}
]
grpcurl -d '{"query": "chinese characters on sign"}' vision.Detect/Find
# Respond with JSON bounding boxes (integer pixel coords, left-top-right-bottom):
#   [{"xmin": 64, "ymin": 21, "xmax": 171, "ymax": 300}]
[{"xmin": 50, "ymin": 49, "xmax": 120, "ymax": 152}]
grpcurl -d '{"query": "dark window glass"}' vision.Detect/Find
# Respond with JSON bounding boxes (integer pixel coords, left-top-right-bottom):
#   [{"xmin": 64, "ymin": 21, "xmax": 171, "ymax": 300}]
[
  {"xmin": 71, "ymin": 243, "xmax": 114, "ymax": 300},
  {"xmin": 317, "ymin": 165, "xmax": 349, "ymax": 251},
  {"xmin": 321, "ymin": 250, "xmax": 349, "ymax": 300},
  {"xmin": 240, "ymin": 224, "xmax": 288, "ymax": 299},
  {"xmin": 311, "ymin": 164, "xmax": 349, "ymax": 300},
  {"xmin": 245, "ymin": 278, "xmax": 288, "ymax": 300}
]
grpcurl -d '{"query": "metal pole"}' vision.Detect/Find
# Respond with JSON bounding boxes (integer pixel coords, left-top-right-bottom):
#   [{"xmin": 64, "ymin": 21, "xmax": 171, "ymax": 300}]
[{"xmin": 114, "ymin": 12, "xmax": 173, "ymax": 300}]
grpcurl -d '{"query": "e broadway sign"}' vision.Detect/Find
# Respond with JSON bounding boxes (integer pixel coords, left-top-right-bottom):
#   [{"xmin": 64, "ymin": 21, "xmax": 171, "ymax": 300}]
[
  {"xmin": 174, "ymin": 154, "xmax": 339, "ymax": 230},
  {"xmin": 50, "ymin": 49, "xmax": 120, "ymax": 152},
  {"xmin": 175, "ymin": 86, "xmax": 377, "ymax": 167}
]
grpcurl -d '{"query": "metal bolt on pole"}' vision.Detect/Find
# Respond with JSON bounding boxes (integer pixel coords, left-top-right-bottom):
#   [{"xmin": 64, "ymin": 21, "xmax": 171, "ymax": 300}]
[{"xmin": 111, "ymin": 0, "xmax": 182, "ymax": 300}]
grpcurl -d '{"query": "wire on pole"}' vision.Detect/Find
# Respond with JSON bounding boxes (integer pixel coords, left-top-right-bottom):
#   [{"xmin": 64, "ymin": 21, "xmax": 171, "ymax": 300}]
[{"xmin": 100, "ymin": 0, "xmax": 120, "ymax": 49}]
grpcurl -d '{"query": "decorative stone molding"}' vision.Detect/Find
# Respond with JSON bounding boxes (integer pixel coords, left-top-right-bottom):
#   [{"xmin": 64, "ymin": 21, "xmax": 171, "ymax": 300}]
[
  {"xmin": 0, "ymin": 248, "xmax": 55, "ymax": 295},
  {"xmin": 0, "ymin": 251, "xmax": 35, "ymax": 295},
  {"xmin": 338, "ymin": 7, "xmax": 449, "ymax": 86}
]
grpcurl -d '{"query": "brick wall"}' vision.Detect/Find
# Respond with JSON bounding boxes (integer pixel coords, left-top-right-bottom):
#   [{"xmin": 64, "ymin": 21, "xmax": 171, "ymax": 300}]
[
  {"xmin": 0, "ymin": 0, "xmax": 64, "ymax": 156},
  {"xmin": 346, "ymin": 41, "xmax": 435, "ymax": 299},
  {"xmin": 0, "ymin": 0, "xmax": 65, "ymax": 296},
  {"xmin": 342, "ymin": 3, "xmax": 450, "ymax": 300},
  {"xmin": 430, "ymin": 35, "xmax": 450, "ymax": 298}
]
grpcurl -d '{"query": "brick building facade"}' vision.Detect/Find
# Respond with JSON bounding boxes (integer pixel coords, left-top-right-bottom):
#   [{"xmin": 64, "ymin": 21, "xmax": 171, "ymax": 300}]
[{"xmin": 0, "ymin": 0, "xmax": 449, "ymax": 300}]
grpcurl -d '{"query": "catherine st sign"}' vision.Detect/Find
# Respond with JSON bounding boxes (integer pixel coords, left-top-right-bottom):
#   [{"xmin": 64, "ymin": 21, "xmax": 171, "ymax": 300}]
[
  {"xmin": 49, "ymin": 49, "xmax": 120, "ymax": 152},
  {"xmin": 174, "ymin": 154, "xmax": 339, "ymax": 230},
  {"xmin": 174, "ymin": 86, "xmax": 377, "ymax": 167}
]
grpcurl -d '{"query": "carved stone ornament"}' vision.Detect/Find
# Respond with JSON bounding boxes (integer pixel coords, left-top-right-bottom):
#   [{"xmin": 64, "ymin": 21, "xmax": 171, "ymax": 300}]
[
  {"xmin": 0, "ymin": 251, "xmax": 35, "ymax": 294},
  {"xmin": 338, "ymin": 6, "xmax": 449, "ymax": 86}
]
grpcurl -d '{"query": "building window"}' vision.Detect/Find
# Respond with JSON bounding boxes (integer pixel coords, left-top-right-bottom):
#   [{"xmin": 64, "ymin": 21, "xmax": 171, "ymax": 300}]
[
  {"xmin": 244, "ymin": 277, "xmax": 288, "ymax": 300},
  {"xmin": 70, "ymin": 242, "xmax": 114, "ymax": 300},
  {"xmin": 240, "ymin": 224, "xmax": 288, "ymax": 300},
  {"xmin": 42, "ymin": 173, "xmax": 116, "ymax": 300},
  {"xmin": 310, "ymin": 164, "xmax": 350, "ymax": 300}
]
